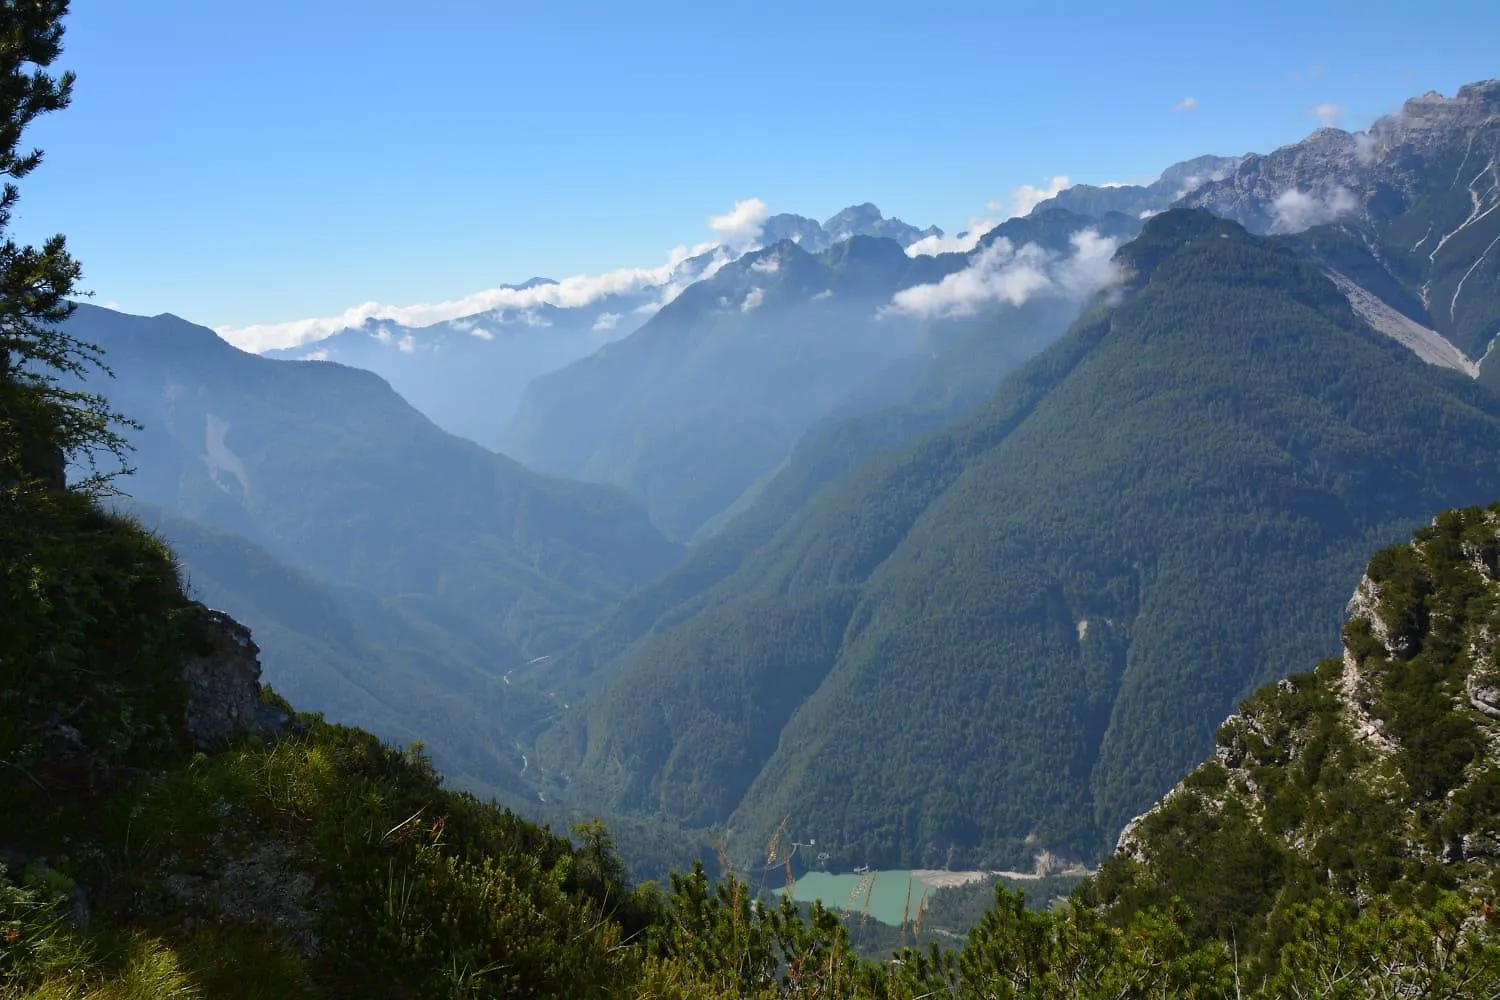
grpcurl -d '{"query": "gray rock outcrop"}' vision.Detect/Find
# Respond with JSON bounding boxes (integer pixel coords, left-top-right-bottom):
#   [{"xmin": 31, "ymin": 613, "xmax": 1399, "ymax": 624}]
[{"xmin": 179, "ymin": 604, "xmax": 288, "ymax": 749}]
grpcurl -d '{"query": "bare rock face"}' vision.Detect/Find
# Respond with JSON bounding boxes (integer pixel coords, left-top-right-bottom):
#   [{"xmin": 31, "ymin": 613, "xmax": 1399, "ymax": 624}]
[
  {"xmin": 1185, "ymin": 80, "xmax": 1500, "ymax": 235},
  {"xmin": 179, "ymin": 604, "xmax": 288, "ymax": 749}
]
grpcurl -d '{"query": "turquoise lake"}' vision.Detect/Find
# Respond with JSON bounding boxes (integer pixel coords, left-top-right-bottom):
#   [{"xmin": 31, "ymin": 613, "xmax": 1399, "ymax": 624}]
[{"xmin": 774, "ymin": 870, "xmax": 931, "ymax": 926}]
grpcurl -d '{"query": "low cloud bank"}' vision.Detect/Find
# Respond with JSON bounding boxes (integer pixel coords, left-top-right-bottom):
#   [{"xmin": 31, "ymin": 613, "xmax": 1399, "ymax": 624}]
[
  {"xmin": 218, "ymin": 198, "xmax": 771, "ymax": 352},
  {"xmin": 1270, "ymin": 186, "xmax": 1357, "ymax": 233},
  {"xmin": 906, "ymin": 216, "xmax": 1001, "ymax": 257},
  {"xmin": 883, "ymin": 229, "xmax": 1122, "ymax": 319},
  {"xmin": 1004, "ymin": 176, "xmax": 1072, "ymax": 218}
]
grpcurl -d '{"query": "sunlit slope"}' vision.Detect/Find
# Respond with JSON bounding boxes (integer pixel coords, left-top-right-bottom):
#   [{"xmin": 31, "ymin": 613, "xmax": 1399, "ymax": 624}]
[{"xmin": 546, "ymin": 211, "xmax": 1500, "ymax": 871}]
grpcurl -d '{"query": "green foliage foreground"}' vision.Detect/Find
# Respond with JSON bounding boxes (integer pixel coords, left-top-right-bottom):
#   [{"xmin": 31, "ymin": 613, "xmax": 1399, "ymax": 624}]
[{"xmin": 0, "ymin": 494, "xmax": 1495, "ymax": 997}]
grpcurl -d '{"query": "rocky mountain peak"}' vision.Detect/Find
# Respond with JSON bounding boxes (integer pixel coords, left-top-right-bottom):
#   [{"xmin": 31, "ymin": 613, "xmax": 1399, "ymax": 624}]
[
  {"xmin": 760, "ymin": 212, "xmax": 827, "ymax": 248},
  {"xmin": 1185, "ymin": 78, "xmax": 1500, "ymax": 235},
  {"xmin": 507, "ymin": 276, "xmax": 558, "ymax": 290},
  {"xmin": 822, "ymin": 202, "xmax": 884, "ymax": 235},
  {"xmin": 1397, "ymin": 79, "xmax": 1500, "ymax": 129},
  {"xmin": 757, "ymin": 204, "xmax": 942, "ymax": 253}
]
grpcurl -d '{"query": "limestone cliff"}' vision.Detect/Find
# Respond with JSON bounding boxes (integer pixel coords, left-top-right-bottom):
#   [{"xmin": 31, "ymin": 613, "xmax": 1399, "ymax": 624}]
[{"xmin": 1097, "ymin": 506, "xmax": 1500, "ymax": 939}]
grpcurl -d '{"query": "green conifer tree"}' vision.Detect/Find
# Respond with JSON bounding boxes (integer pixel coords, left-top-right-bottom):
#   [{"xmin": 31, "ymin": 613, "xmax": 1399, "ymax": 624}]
[{"xmin": 0, "ymin": 0, "xmax": 131, "ymax": 498}]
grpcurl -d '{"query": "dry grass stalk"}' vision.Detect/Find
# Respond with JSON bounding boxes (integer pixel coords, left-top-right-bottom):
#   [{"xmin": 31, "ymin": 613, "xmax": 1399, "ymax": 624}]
[
  {"xmin": 765, "ymin": 814, "xmax": 791, "ymax": 866},
  {"xmin": 859, "ymin": 872, "xmax": 876, "ymax": 936},
  {"xmin": 898, "ymin": 878, "xmax": 913, "ymax": 950},
  {"xmin": 709, "ymin": 833, "xmax": 739, "ymax": 911}
]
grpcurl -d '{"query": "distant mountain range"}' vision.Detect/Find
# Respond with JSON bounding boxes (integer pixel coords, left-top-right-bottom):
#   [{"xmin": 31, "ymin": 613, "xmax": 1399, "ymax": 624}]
[
  {"xmin": 500, "ymin": 208, "xmax": 1142, "ymax": 540},
  {"xmin": 261, "ymin": 204, "xmax": 945, "ymax": 452},
  {"xmin": 496, "ymin": 235, "xmax": 965, "ymax": 540},
  {"xmin": 1033, "ymin": 154, "xmax": 1243, "ymax": 221},
  {"xmin": 261, "ymin": 260, "xmax": 713, "ymax": 450},
  {"xmin": 762, "ymin": 202, "xmax": 943, "ymax": 252}
]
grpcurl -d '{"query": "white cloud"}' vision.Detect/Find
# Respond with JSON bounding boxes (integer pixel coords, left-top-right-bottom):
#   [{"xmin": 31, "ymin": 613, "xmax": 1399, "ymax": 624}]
[
  {"xmin": 103, "ymin": 299, "xmax": 122, "ymax": 310},
  {"xmin": 370, "ymin": 324, "xmax": 421, "ymax": 353},
  {"xmin": 697, "ymin": 247, "xmax": 735, "ymax": 280},
  {"xmin": 883, "ymin": 229, "xmax": 1122, "ymax": 319},
  {"xmin": 1269, "ymin": 186, "xmax": 1358, "ymax": 233},
  {"xmin": 1310, "ymin": 101, "xmax": 1346, "ymax": 127},
  {"xmin": 1139, "ymin": 209, "xmax": 1161, "ymax": 220},
  {"xmin": 708, "ymin": 197, "xmax": 770, "ymax": 246},
  {"xmin": 750, "ymin": 254, "xmax": 780, "ymax": 274},
  {"xmin": 906, "ymin": 216, "xmax": 1000, "ymax": 257},
  {"xmin": 1051, "ymin": 230, "xmax": 1123, "ymax": 299},
  {"xmin": 217, "ymin": 198, "xmax": 767, "ymax": 352},
  {"xmin": 637, "ymin": 244, "xmax": 740, "ymax": 316},
  {"xmin": 449, "ymin": 315, "xmax": 495, "ymax": 339},
  {"xmin": 1172, "ymin": 96, "xmax": 1199, "ymax": 113},
  {"xmin": 300, "ymin": 348, "xmax": 329, "ymax": 361},
  {"xmin": 811, "ymin": 289, "xmax": 833, "ymax": 301},
  {"xmin": 1007, "ymin": 176, "xmax": 1072, "ymax": 218},
  {"xmin": 502, "ymin": 309, "xmax": 552, "ymax": 328},
  {"xmin": 592, "ymin": 311, "xmax": 621, "ymax": 332},
  {"xmin": 219, "ymin": 252, "xmax": 701, "ymax": 352},
  {"xmin": 741, "ymin": 287, "xmax": 765, "ymax": 313}
]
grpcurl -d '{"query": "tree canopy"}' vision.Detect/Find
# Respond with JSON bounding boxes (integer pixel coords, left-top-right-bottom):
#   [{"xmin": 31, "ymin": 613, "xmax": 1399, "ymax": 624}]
[{"xmin": 0, "ymin": 0, "xmax": 129, "ymax": 498}]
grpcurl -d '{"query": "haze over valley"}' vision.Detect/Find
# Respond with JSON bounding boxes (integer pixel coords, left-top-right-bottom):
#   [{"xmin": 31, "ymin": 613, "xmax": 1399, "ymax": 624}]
[
  {"xmin": 8, "ymin": 3, "xmax": 1500, "ymax": 994},
  {"xmin": 83, "ymin": 78, "xmax": 1500, "ymax": 865}
]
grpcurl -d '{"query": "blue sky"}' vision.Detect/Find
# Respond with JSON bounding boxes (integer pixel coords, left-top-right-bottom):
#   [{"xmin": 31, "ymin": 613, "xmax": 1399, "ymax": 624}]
[{"xmin": 12, "ymin": 0, "xmax": 1499, "ymax": 345}]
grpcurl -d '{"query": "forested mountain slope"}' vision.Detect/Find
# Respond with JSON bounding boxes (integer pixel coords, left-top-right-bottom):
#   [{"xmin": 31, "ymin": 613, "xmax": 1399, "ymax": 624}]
[
  {"xmin": 520, "ymin": 294, "xmax": 1084, "ymax": 706},
  {"xmin": 119, "ymin": 500, "xmax": 553, "ymax": 803},
  {"xmin": 51, "ymin": 306, "xmax": 680, "ymax": 807},
  {"xmin": 515, "ymin": 209, "xmax": 1143, "ymax": 704},
  {"xmin": 537, "ymin": 210, "xmax": 1500, "ymax": 873},
  {"xmin": 67, "ymin": 303, "xmax": 679, "ymax": 660}
]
